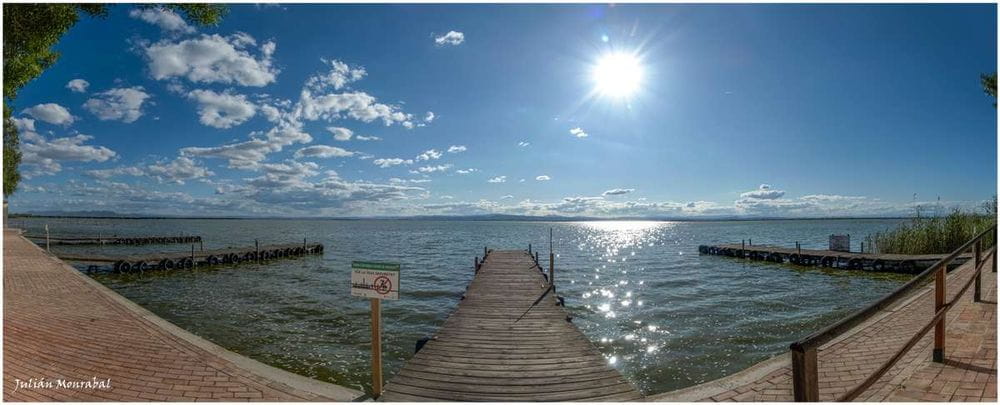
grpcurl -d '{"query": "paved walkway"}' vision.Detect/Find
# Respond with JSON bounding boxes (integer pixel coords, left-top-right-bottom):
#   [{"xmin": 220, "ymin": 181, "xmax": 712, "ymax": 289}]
[
  {"xmin": 3, "ymin": 230, "xmax": 361, "ymax": 402},
  {"xmin": 651, "ymin": 250, "xmax": 996, "ymax": 402}
]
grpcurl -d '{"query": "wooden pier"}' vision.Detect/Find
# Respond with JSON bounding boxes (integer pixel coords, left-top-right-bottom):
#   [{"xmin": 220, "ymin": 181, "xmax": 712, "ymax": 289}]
[
  {"xmin": 25, "ymin": 234, "xmax": 202, "ymax": 246},
  {"xmin": 699, "ymin": 243, "xmax": 971, "ymax": 274},
  {"xmin": 379, "ymin": 249, "xmax": 642, "ymax": 402},
  {"xmin": 57, "ymin": 242, "xmax": 324, "ymax": 273}
]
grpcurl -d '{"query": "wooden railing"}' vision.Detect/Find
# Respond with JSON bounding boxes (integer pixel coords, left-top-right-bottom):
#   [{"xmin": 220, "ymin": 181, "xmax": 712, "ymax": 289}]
[{"xmin": 790, "ymin": 224, "xmax": 997, "ymax": 401}]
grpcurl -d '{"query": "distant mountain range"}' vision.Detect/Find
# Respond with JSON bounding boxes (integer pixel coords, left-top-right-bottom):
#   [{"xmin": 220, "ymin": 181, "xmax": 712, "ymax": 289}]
[{"xmin": 9, "ymin": 210, "xmax": 908, "ymax": 221}]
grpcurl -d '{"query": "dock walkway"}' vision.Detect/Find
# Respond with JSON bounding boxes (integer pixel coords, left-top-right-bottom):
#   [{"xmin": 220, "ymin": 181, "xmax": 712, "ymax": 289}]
[
  {"xmin": 3, "ymin": 230, "xmax": 360, "ymax": 401},
  {"xmin": 700, "ymin": 243, "xmax": 971, "ymax": 273},
  {"xmin": 380, "ymin": 249, "xmax": 642, "ymax": 401}
]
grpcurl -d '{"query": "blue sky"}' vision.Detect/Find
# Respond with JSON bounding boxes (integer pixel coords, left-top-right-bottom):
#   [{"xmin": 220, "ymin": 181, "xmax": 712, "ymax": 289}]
[{"xmin": 8, "ymin": 4, "xmax": 997, "ymax": 217}]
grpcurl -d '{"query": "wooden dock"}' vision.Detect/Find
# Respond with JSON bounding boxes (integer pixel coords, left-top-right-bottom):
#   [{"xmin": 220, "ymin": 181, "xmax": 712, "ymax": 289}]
[
  {"xmin": 699, "ymin": 243, "xmax": 971, "ymax": 274},
  {"xmin": 57, "ymin": 242, "xmax": 324, "ymax": 273},
  {"xmin": 379, "ymin": 249, "xmax": 642, "ymax": 402},
  {"xmin": 25, "ymin": 234, "xmax": 202, "ymax": 246}
]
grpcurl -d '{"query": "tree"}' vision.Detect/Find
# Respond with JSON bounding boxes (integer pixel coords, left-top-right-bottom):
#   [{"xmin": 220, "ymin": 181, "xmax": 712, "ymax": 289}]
[
  {"xmin": 2, "ymin": 4, "xmax": 226, "ymax": 197},
  {"xmin": 982, "ymin": 72, "xmax": 997, "ymax": 108}
]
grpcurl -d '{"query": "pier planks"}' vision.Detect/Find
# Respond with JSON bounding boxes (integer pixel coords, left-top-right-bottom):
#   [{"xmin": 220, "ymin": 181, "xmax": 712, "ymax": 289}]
[
  {"xmin": 699, "ymin": 244, "xmax": 971, "ymax": 273},
  {"xmin": 380, "ymin": 250, "xmax": 641, "ymax": 402}
]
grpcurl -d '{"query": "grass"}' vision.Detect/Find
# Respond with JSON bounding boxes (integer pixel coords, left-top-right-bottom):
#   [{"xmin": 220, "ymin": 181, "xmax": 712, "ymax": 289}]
[{"xmin": 865, "ymin": 203, "xmax": 996, "ymax": 255}]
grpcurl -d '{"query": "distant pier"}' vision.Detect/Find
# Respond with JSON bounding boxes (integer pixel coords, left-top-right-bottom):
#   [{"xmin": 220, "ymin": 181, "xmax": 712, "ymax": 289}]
[
  {"xmin": 699, "ymin": 243, "xmax": 971, "ymax": 273},
  {"xmin": 25, "ymin": 234, "xmax": 202, "ymax": 246},
  {"xmin": 57, "ymin": 242, "xmax": 323, "ymax": 273}
]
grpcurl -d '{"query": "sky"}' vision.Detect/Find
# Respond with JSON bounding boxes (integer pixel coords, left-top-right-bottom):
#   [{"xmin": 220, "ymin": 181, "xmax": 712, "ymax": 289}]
[{"xmin": 8, "ymin": 3, "xmax": 998, "ymax": 218}]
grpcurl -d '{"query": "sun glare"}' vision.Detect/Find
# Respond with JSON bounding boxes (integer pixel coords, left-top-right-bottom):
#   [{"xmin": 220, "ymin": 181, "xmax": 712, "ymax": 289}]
[{"xmin": 592, "ymin": 53, "xmax": 644, "ymax": 98}]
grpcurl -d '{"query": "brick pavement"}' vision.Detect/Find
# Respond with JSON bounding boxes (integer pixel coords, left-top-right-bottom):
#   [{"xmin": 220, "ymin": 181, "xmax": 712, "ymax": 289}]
[
  {"xmin": 3, "ymin": 230, "xmax": 362, "ymax": 402},
  {"xmin": 650, "ymin": 251, "xmax": 996, "ymax": 402}
]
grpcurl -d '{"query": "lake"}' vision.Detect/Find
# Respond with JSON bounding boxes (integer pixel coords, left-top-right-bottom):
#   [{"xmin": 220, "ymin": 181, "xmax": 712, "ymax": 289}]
[{"xmin": 15, "ymin": 217, "xmax": 910, "ymax": 394}]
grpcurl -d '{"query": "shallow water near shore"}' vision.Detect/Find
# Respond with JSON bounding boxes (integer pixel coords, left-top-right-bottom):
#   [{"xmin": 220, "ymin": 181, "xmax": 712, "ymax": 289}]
[{"xmin": 16, "ymin": 217, "xmax": 910, "ymax": 394}]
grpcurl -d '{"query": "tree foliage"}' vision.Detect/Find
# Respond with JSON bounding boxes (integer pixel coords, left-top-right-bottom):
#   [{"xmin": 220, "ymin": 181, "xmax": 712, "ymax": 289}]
[
  {"xmin": 2, "ymin": 4, "xmax": 225, "ymax": 197},
  {"xmin": 982, "ymin": 72, "xmax": 997, "ymax": 108}
]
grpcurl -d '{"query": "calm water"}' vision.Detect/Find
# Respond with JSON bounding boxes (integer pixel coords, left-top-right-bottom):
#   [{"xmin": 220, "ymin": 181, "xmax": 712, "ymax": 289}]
[{"xmin": 16, "ymin": 217, "xmax": 909, "ymax": 394}]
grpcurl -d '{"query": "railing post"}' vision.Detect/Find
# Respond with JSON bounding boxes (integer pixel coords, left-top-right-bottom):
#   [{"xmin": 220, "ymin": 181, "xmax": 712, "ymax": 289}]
[
  {"xmin": 484, "ymin": 246, "xmax": 487, "ymax": 258},
  {"xmin": 528, "ymin": 243, "xmax": 532, "ymax": 255},
  {"xmin": 549, "ymin": 253, "xmax": 554, "ymax": 288},
  {"xmin": 535, "ymin": 251, "xmax": 539, "ymax": 265},
  {"xmin": 474, "ymin": 256, "xmax": 479, "ymax": 274},
  {"xmin": 45, "ymin": 224, "xmax": 50, "ymax": 252},
  {"xmin": 974, "ymin": 240, "xmax": 982, "ymax": 302},
  {"xmin": 933, "ymin": 266, "xmax": 946, "ymax": 362},
  {"xmin": 791, "ymin": 344, "xmax": 819, "ymax": 401}
]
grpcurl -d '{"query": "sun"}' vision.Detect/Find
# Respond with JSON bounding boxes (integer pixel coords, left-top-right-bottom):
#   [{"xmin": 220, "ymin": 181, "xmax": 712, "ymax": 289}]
[{"xmin": 592, "ymin": 52, "xmax": 644, "ymax": 98}]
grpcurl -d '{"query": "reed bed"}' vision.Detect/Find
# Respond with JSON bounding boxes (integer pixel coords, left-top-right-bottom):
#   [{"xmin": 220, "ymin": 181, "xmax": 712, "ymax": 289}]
[{"xmin": 865, "ymin": 205, "xmax": 996, "ymax": 255}]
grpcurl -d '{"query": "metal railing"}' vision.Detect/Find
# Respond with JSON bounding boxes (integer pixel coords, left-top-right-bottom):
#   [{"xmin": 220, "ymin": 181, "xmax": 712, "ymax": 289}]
[{"xmin": 790, "ymin": 224, "xmax": 997, "ymax": 401}]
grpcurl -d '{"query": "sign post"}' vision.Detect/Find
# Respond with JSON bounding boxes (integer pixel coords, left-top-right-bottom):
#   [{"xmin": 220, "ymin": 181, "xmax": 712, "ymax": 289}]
[{"xmin": 351, "ymin": 261, "xmax": 400, "ymax": 399}]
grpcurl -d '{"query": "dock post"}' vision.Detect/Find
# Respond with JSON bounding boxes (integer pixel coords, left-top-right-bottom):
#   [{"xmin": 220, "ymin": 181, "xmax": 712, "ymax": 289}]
[
  {"xmin": 528, "ymin": 243, "xmax": 532, "ymax": 255},
  {"xmin": 797, "ymin": 242, "xmax": 801, "ymax": 255},
  {"xmin": 749, "ymin": 239, "xmax": 752, "ymax": 246},
  {"xmin": 549, "ymin": 228, "xmax": 554, "ymax": 288},
  {"xmin": 45, "ymin": 224, "xmax": 50, "ymax": 252},
  {"xmin": 256, "ymin": 239, "xmax": 260, "ymax": 264},
  {"xmin": 475, "ymin": 256, "xmax": 479, "ymax": 274},
  {"xmin": 303, "ymin": 237, "xmax": 307, "ymax": 250},
  {"xmin": 791, "ymin": 344, "xmax": 818, "ymax": 401},
  {"xmin": 933, "ymin": 266, "xmax": 946, "ymax": 362},
  {"xmin": 191, "ymin": 245, "xmax": 196, "ymax": 268},
  {"xmin": 484, "ymin": 246, "xmax": 488, "ymax": 258},
  {"xmin": 974, "ymin": 240, "xmax": 982, "ymax": 302},
  {"xmin": 742, "ymin": 240, "xmax": 746, "ymax": 258},
  {"xmin": 200, "ymin": 239, "xmax": 204, "ymax": 251},
  {"xmin": 370, "ymin": 298, "xmax": 383, "ymax": 398}
]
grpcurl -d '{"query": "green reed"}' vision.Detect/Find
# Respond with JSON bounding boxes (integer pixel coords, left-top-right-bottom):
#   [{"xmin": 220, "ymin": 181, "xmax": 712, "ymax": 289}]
[{"xmin": 865, "ymin": 202, "xmax": 997, "ymax": 255}]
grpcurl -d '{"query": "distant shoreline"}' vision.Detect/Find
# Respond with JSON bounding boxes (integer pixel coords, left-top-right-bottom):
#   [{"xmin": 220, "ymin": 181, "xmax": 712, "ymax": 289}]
[{"xmin": 9, "ymin": 213, "xmax": 911, "ymax": 222}]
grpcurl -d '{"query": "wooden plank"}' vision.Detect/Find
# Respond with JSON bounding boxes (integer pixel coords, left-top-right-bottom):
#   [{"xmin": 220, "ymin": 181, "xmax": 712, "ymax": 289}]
[{"xmin": 380, "ymin": 250, "xmax": 640, "ymax": 401}]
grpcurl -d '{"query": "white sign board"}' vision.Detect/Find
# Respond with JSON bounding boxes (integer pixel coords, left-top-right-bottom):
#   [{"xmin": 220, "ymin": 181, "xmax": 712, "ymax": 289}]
[
  {"xmin": 829, "ymin": 234, "xmax": 850, "ymax": 252},
  {"xmin": 351, "ymin": 261, "xmax": 400, "ymax": 300}
]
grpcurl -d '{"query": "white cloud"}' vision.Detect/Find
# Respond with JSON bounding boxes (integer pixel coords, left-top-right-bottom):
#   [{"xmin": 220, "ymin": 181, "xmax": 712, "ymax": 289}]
[
  {"xmin": 569, "ymin": 127, "xmax": 588, "ymax": 138},
  {"xmin": 415, "ymin": 149, "xmax": 443, "ymax": 161},
  {"xmin": 296, "ymin": 90, "xmax": 414, "ymax": 127},
  {"xmin": 186, "ymin": 89, "xmax": 256, "ymax": 128},
  {"xmin": 327, "ymin": 126, "xmax": 353, "ymax": 141},
  {"xmin": 84, "ymin": 166, "xmax": 146, "ymax": 180},
  {"xmin": 129, "ymin": 7, "xmax": 195, "ymax": 33},
  {"xmin": 455, "ymin": 168, "xmax": 477, "ymax": 174},
  {"xmin": 20, "ymin": 132, "xmax": 116, "ymax": 178},
  {"xmin": 306, "ymin": 59, "xmax": 366, "ymax": 91},
  {"xmin": 603, "ymin": 188, "xmax": 634, "ymax": 196},
  {"xmin": 294, "ymin": 145, "xmax": 355, "ymax": 159},
  {"xmin": 488, "ymin": 176, "xmax": 506, "ymax": 183},
  {"xmin": 424, "ymin": 111, "xmax": 435, "ymax": 123},
  {"xmin": 434, "ymin": 31, "xmax": 465, "ymax": 46},
  {"xmin": 83, "ymin": 86, "xmax": 150, "ymax": 123},
  {"xmin": 66, "ymin": 79, "xmax": 90, "ymax": 93},
  {"xmin": 181, "ymin": 121, "xmax": 312, "ymax": 169},
  {"xmin": 22, "ymin": 103, "xmax": 75, "ymax": 126},
  {"xmin": 410, "ymin": 164, "xmax": 452, "ymax": 174},
  {"xmin": 146, "ymin": 157, "xmax": 214, "ymax": 184},
  {"xmin": 355, "ymin": 135, "xmax": 381, "ymax": 141},
  {"xmin": 447, "ymin": 145, "xmax": 467, "ymax": 153},
  {"xmin": 141, "ymin": 33, "xmax": 278, "ymax": 87},
  {"xmin": 740, "ymin": 184, "xmax": 785, "ymax": 200},
  {"xmin": 373, "ymin": 158, "xmax": 412, "ymax": 168},
  {"xmin": 518, "ymin": 141, "xmax": 530, "ymax": 147},
  {"xmin": 11, "ymin": 117, "xmax": 35, "ymax": 132},
  {"xmin": 536, "ymin": 175, "xmax": 551, "ymax": 181},
  {"xmin": 500, "ymin": 195, "xmax": 514, "ymax": 200}
]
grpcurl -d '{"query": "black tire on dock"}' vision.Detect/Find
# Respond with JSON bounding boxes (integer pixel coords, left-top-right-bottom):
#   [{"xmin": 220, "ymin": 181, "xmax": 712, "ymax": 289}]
[
  {"xmin": 160, "ymin": 259, "xmax": 175, "ymax": 270},
  {"xmin": 114, "ymin": 261, "xmax": 126, "ymax": 273},
  {"xmin": 799, "ymin": 255, "xmax": 814, "ymax": 266},
  {"xmin": 872, "ymin": 259, "xmax": 886, "ymax": 272},
  {"xmin": 847, "ymin": 258, "xmax": 863, "ymax": 270},
  {"xmin": 768, "ymin": 253, "xmax": 783, "ymax": 263},
  {"xmin": 699, "ymin": 245, "xmax": 708, "ymax": 254},
  {"xmin": 135, "ymin": 261, "xmax": 148, "ymax": 272},
  {"xmin": 182, "ymin": 258, "xmax": 194, "ymax": 269},
  {"xmin": 207, "ymin": 255, "xmax": 220, "ymax": 266},
  {"xmin": 120, "ymin": 261, "xmax": 132, "ymax": 272},
  {"xmin": 820, "ymin": 256, "xmax": 836, "ymax": 267},
  {"xmin": 231, "ymin": 254, "xmax": 241, "ymax": 264},
  {"xmin": 898, "ymin": 260, "xmax": 916, "ymax": 273},
  {"xmin": 789, "ymin": 254, "xmax": 800, "ymax": 265}
]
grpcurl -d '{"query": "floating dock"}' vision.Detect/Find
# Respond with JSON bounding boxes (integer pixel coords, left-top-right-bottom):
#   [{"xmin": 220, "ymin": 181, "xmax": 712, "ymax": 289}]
[
  {"xmin": 57, "ymin": 242, "xmax": 323, "ymax": 273},
  {"xmin": 380, "ymin": 249, "xmax": 642, "ymax": 402},
  {"xmin": 698, "ymin": 243, "xmax": 971, "ymax": 273},
  {"xmin": 25, "ymin": 234, "xmax": 202, "ymax": 246}
]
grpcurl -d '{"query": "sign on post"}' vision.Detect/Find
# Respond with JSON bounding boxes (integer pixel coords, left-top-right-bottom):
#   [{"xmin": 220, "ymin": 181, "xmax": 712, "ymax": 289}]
[
  {"xmin": 351, "ymin": 260, "xmax": 400, "ymax": 399},
  {"xmin": 351, "ymin": 261, "xmax": 400, "ymax": 300}
]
